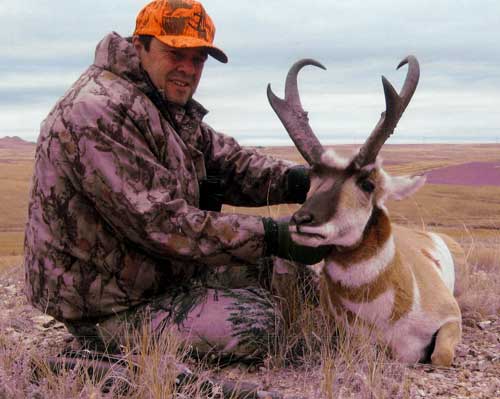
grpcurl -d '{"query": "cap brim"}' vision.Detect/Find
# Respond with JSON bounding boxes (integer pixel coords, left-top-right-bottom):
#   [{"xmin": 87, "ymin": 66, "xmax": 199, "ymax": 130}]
[
  {"xmin": 205, "ymin": 46, "xmax": 228, "ymax": 64},
  {"xmin": 155, "ymin": 35, "xmax": 228, "ymax": 64}
]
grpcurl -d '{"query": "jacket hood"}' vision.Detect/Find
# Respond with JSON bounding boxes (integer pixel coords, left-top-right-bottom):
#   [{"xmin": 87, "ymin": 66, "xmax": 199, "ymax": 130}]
[
  {"xmin": 93, "ymin": 32, "xmax": 153, "ymax": 96},
  {"xmin": 94, "ymin": 33, "xmax": 143, "ymax": 83},
  {"xmin": 93, "ymin": 32, "xmax": 208, "ymax": 132}
]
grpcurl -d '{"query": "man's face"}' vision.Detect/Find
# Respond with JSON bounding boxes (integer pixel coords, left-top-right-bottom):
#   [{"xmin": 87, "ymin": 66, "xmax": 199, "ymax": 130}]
[{"xmin": 133, "ymin": 37, "xmax": 207, "ymax": 105}]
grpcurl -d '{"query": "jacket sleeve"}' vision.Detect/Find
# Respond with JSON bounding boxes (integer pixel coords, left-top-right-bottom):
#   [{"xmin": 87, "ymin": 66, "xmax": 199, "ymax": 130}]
[
  {"xmin": 53, "ymin": 99, "xmax": 267, "ymax": 266},
  {"xmin": 200, "ymin": 124, "xmax": 302, "ymax": 206}
]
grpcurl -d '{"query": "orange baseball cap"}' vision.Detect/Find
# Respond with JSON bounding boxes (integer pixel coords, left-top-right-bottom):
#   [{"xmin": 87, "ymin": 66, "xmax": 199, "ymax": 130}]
[{"xmin": 134, "ymin": 0, "xmax": 228, "ymax": 63}]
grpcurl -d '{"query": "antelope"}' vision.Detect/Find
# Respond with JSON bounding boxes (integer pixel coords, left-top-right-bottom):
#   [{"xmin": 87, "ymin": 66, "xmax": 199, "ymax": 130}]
[{"xmin": 267, "ymin": 56, "xmax": 463, "ymax": 366}]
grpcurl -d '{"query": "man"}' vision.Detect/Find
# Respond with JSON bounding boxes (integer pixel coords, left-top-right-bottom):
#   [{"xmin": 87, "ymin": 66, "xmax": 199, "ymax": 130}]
[{"xmin": 24, "ymin": 0, "xmax": 328, "ymax": 360}]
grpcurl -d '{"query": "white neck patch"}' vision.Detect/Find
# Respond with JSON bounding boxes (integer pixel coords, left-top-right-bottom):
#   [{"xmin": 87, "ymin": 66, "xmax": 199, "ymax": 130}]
[{"xmin": 324, "ymin": 235, "xmax": 396, "ymax": 288}]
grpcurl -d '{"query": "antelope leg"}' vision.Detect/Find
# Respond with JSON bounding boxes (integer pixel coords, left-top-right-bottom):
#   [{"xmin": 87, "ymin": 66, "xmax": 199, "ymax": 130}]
[{"xmin": 430, "ymin": 320, "xmax": 461, "ymax": 367}]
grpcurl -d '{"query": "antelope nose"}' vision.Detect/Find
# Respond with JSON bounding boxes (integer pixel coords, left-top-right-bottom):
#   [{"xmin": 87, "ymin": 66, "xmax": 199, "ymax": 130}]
[{"xmin": 292, "ymin": 212, "xmax": 314, "ymax": 226}]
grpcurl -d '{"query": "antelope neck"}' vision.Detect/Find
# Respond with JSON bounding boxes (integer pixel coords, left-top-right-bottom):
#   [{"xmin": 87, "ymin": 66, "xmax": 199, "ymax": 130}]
[{"xmin": 325, "ymin": 207, "xmax": 395, "ymax": 288}]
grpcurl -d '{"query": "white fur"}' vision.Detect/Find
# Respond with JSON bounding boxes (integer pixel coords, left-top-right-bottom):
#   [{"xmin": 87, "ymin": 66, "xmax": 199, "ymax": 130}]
[
  {"xmin": 341, "ymin": 288, "xmax": 395, "ymax": 324},
  {"xmin": 428, "ymin": 233, "xmax": 455, "ymax": 292},
  {"xmin": 320, "ymin": 150, "xmax": 349, "ymax": 169},
  {"xmin": 290, "ymin": 206, "xmax": 370, "ymax": 247},
  {"xmin": 327, "ymin": 250, "xmax": 431, "ymax": 362},
  {"xmin": 328, "ymin": 244, "xmax": 459, "ymax": 363},
  {"xmin": 389, "ymin": 271, "xmax": 429, "ymax": 362},
  {"xmin": 360, "ymin": 158, "xmax": 382, "ymax": 172},
  {"xmin": 325, "ymin": 236, "xmax": 396, "ymax": 288},
  {"xmin": 327, "ymin": 207, "xmax": 370, "ymax": 247},
  {"xmin": 322, "ymin": 236, "xmax": 433, "ymax": 362},
  {"xmin": 293, "ymin": 148, "xmax": 460, "ymax": 364},
  {"xmin": 378, "ymin": 169, "xmax": 426, "ymax": 207},
  {"xmin": 389, "ymin": 272, "xmax": 460, "ymax": 362}
]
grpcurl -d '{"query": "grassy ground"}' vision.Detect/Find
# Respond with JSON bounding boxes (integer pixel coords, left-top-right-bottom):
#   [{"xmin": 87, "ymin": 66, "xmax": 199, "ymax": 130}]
[
  {"xmin": 0, "ymin": 144, "xmax": 34, "ymax": 258},
  {"xmin": 1, "ymin": 142, "xmax": 500, "ymax": 397}
]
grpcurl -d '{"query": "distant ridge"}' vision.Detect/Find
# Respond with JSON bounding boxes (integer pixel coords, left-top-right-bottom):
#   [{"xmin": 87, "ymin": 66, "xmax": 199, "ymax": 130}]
[{"xmin": 0, "ymin": 136, "xmax": 36, "ymax": 148}]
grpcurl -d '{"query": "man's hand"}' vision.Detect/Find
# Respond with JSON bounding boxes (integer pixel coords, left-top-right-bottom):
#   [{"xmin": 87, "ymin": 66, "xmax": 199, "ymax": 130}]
[{"xmin": 263, "ymin": 218, "xmax": 331, "ymax": 264}]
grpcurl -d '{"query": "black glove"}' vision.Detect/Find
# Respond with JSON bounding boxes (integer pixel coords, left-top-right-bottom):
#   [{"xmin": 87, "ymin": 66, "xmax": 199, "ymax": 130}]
[
  {"xmin": 262, "ymin": 218, "xmax": 331, "ymax": 265},
  {"xmin": 284, "ymin": 165, "xmax": 310, "ymax": 204}
]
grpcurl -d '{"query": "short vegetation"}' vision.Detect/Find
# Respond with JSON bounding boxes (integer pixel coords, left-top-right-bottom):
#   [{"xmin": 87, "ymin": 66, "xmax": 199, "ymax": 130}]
[{"xmin": 1, "ymin": 143, "xmax": 499, "ymax": 398}]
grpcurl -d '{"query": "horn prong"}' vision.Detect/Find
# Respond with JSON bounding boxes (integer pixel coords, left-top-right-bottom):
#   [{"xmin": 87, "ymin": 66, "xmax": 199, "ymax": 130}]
[
  {"xmin": 353, "ymin": 56, "xmax": 420, "ymax": 167},
  {"xmin": 267, "ymin": 59, "xmax": 327, "ymax": 165}
]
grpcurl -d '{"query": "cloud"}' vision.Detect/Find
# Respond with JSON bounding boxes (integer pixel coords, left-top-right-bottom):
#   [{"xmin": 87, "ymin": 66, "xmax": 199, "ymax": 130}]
[{"xmin": 1, "ymin": 0, "xmax": 499, "ymax": 142}]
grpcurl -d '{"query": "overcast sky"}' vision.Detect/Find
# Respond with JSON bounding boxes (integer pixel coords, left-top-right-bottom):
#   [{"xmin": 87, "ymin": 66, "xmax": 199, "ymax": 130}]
[{"xmin": 1, "ymin": 0, "xmax": 499, "ymax": 145}]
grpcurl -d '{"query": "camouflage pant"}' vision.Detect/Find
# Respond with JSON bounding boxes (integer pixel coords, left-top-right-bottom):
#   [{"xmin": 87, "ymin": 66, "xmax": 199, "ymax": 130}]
[{"xmin": 65, "ymin": 257, "xmax": 318, "ymax": 361}]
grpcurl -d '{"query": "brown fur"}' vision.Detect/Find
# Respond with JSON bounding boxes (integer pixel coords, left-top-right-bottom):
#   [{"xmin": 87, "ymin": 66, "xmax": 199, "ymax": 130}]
[
  {"xmin": 323, "ymin": 211, "xmax": 414, "ymax": 323},
  {"xmin": 321, "ymin": 214, "xmax": 463, "ymax": 365},
  {"xmin": 431, "ymin": 320, "xmax": 462, "ymax": 367},
  {"xmin": 421, "ymin": 248, "xmax": 442, "ymax": 270},
  {"xmin": 394, "ymin": 225, "xmax": 461, "ymax": 318},
  {"xmin": 330, "ymin": 208, "xmax": 392, "ymax": 267}
]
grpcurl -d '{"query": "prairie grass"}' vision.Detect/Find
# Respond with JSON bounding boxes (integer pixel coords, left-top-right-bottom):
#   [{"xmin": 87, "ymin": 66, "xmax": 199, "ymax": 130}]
[
  {"xmin": 0, "ymin": 280, "xmax": 413, "ymax": 398},
  {"xmin": 0, "ymin": 152, "xmax": 33, "ymax": 232},
  {"xmin": 0, "ymin": 255, "xmax": 22, "ymax": 270},
  {"xmin": 270, "ymin": 288, "xmax": 411, "ymax": 398},
  {"xmin": 318, "ymin": 320, "xmax": 410, "ymax": 399},
  {"xmin": 0, "ymin": 240, "xmax": 498, "ymax": 398},
  {"xmin": 457, "ymin": 241, "xmax": 500, "ymax": 319},
  {"xmin": 1, "ymin": 143, "xmax": 500, "ymax": 397},
  {"xmin": 1, "ymin": 251, "xmax": 496, "ymax": 398},
  {"xmin": 0, "ymin": 232, "xmax": 25, "ymax": 257},
  {"xmin": 0, "ymin": 321, "xmax": 217, "ymax": 399},
  {"xmin": 0, "ymin": 337, "xmax": 114, "ymax": 399}
]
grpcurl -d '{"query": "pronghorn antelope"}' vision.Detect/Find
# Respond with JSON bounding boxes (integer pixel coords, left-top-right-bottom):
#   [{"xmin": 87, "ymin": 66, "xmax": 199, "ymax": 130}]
[{"xmin": 267, "ymin": 56, "xmax": 463, "ymax": 366}]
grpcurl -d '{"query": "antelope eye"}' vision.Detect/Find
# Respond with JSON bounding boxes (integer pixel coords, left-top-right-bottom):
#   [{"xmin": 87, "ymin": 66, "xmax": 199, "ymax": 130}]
[{"xmin": 359, "ymin": 179, "xmax": 375, "ymax": 193}]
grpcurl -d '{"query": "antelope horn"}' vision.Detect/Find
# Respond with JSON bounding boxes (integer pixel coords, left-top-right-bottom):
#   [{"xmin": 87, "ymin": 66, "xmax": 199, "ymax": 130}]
[
  {"xmin": 267, "ymin": 59, "xmax": 327, "ymax": 165},
  {"xmin": 354, "ymin": 55, "xmax": 420, "ymax": 167}
]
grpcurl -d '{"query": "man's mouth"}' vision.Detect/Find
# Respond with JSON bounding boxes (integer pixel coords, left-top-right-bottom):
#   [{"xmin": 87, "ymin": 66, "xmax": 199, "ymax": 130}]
[{"xmin": 171, "ymin": 79, "xmax": 190, "ymax": 88}]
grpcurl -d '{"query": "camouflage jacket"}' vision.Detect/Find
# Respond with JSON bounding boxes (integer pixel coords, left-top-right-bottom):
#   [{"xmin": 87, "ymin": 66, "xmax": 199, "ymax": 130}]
[{"xmin": 24, "ymin": 32, "xmax": 298, "ymax": 322}]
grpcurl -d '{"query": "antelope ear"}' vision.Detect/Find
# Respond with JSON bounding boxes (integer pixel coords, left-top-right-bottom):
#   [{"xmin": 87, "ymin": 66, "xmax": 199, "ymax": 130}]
[{"xmin": 386, "ymin": 174, "xmax": 426, "ymax": 200}]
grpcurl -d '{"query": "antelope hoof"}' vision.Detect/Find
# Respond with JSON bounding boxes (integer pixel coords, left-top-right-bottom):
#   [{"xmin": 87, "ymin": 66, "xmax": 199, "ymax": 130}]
[
  {"xmin": 430, "ymin": 321, "xmax": 461, "ymax": 367},
  {"xmin": 430, "ymin": 347, "xmax": 454, "ymax": 367}
]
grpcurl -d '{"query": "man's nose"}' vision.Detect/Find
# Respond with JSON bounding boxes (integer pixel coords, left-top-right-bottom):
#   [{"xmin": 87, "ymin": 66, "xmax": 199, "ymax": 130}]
[{"xmin": 177, "ymin": 59, "xmax": 197, "ymax": 75}]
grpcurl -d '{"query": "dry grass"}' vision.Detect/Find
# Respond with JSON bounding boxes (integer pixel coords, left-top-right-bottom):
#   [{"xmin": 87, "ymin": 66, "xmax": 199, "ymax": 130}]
[
  {"xmin": 456, "ymin": 241, "xmax": 500, "ymax": 319},
  {"xmin": 0, "ymin": 145, "xmax": 34, "ymax": 257},
  {"xmin": 275, "ymin": 298, "xmax": 412, "ymax": 398},
  {"xmin": 0, "ymin": 232, "xmax": 25, "ymax": 257},
  {"xmin": 0, "ymin": 323, "xmax": 214, "ymax": 399},
  {"xmin": 319, "ymin": 321, "xmax": 410, "ymax": 399},
  {"xmin": 0, "ymin": 291, "xmax": 414, "ymax": 398},
  {"xmin": 1, "ymin": 142, "xmax": 500, "ymax": 397},
  {"xmin": 0, "ymin": 255, "xmax": 22, "ymax": 269}
]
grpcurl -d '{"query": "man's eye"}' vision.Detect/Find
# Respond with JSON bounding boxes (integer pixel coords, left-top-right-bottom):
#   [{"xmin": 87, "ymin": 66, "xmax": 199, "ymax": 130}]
[
  {"xmin": 168, "ymin": 51, "xmax": 183, "ymax": 61},
  {"xmin": 359, "ymin": 179, "xmax": 375, "ymax": 193},
  {"xmin": 194, "ymin": 57, "xmax": 207, "ymax": 66}
]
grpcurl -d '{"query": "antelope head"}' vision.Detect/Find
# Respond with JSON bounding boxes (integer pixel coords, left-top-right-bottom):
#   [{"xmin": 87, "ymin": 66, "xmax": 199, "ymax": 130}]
[{"xmin": 268, "ymin": 57, "xmax": 425, "ymax": 248}]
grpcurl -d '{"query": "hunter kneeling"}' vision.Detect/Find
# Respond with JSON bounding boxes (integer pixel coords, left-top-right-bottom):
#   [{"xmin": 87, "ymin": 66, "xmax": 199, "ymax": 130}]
[{"xmin": 24, "ymin": 0, "xmax": 329, "ymax": 361}]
